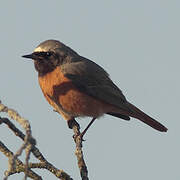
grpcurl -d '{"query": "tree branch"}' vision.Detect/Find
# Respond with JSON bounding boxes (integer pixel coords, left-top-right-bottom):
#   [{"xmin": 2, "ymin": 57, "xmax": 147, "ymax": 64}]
[
  {"xmin": 72, "ymin": 123, "xmax": 89, "ymax": 180},
  {"xmin": 0, "ymin": 101, "xmax": 72, "ymax": 180},
  {"xmin": 0, "ymin": 101, "xmax": 33, "ymax": 179},
  {"xmin": 47, "ymin": 95, "xmax": 89, "ymax": 180},
  {"xmin": 0, "ymin": 141, "xmax": 42, "ymax": 180}
]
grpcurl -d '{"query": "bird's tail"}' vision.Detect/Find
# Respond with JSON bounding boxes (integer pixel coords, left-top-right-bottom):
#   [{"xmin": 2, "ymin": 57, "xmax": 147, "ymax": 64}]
[{"xmin": 125, "ymin": 102, "xmax": 168, "ymax": 132}]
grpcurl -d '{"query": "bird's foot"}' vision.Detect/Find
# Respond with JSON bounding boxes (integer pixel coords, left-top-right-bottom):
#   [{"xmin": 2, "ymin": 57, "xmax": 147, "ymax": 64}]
[
  {"xmin": 73, "ymin": 133, "xmax": 86, "ymax": 142},
  {"xmin": 67, "ymin": 118, "xmax": 80, "ymax": 129}
]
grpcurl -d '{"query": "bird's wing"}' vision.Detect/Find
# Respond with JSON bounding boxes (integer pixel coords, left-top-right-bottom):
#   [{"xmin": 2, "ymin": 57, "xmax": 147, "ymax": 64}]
[
  {"xmin": 61, "ymin": 56, "xmax": 168, "ymax": 132},
  {"xmin": 61, "ymin": 56, "xmax": 128, "ymax": 110}
]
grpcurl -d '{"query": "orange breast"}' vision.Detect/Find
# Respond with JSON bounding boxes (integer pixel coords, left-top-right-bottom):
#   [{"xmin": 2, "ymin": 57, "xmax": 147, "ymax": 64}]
[{"xmin": 38, "ymin": 66, "xmax": 114, "ymax": 119}]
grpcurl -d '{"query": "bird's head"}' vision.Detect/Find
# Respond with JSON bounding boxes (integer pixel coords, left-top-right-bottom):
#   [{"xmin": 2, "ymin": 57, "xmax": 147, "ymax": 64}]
[{"xmin": 22, "ymin": 39, "xmax": 78, "ymax": 76}]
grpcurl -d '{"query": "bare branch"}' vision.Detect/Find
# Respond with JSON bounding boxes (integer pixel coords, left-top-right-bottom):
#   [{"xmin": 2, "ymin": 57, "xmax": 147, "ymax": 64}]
[
  {"xmin": 0, "ymin": 141, "xmax": 42, "ymax": 180},
  {"xmin": 72, "ymin": 121, "xmax": 89, "ymax": 180},
  {"xmin": 0, "ymin": 101, "xmax": 72, "ymax": 180},
  {"xmin": 47, "ymin": 95, "xmax": 89, "ymax": 180},
  {"xmin": 0, "ymin": 101, "xmax": 33, "ymax": 179}
]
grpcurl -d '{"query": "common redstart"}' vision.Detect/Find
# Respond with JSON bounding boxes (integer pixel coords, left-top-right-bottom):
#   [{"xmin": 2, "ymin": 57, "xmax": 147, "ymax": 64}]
[{"xmin": 22, "ymin": 40, "xmax": 167, "ymax": 133}]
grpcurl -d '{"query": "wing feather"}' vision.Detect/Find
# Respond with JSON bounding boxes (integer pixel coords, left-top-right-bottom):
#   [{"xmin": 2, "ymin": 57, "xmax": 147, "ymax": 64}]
[{"xmin": 61, "ymin": 56, "xmax": 128, "ymax": 110}]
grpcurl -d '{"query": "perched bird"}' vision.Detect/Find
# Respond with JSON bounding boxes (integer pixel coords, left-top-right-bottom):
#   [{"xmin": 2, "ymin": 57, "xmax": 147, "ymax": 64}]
[{"xmin": 22, "ymin": 40, "xmax": 167, "ymax": 133}]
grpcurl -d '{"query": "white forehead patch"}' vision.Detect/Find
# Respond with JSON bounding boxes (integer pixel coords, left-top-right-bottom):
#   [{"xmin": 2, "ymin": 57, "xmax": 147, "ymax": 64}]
[{"xmin": 34, "ymin": 46, "xmax": 45, "ymax": 52}]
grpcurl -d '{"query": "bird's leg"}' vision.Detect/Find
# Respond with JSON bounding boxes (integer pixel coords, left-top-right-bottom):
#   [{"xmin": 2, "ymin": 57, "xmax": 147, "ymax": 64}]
[
  {"xmin": 68, "ymin": 118, "xmax": 82, "ymax": 142},
  {"xmin": 80, "ymin": 117, "xmax": 96, "ymax": 139},
  {"xmin": 68, "ymin": 117, "xmax": 96, "ymax": 141},
  {"xmin": 67, "ymin": 118, "xmax": 80, "ymax": 129}
]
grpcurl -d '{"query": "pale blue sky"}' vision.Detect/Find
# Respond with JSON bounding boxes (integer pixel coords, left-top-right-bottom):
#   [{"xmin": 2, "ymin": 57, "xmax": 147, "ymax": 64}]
[{"xmin": 0, "ymin": 1, "xmax": 179, "ymax": 179}]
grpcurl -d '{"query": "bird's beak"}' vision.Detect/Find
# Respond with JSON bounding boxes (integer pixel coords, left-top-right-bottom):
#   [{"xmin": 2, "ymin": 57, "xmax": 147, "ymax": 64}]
[{"xmin": 22, "ymin": 53, "xmax": 36, "ymax": 60}]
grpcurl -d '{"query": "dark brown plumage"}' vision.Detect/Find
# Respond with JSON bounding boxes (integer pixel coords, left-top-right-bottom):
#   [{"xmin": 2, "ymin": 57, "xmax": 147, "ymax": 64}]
[{"xmin": 22, "ymin": 39, "xmax": 168, "ymax": 132}]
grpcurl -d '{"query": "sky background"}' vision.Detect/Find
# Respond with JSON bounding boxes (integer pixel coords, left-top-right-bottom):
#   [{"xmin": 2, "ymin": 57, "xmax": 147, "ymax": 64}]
[{"xmin": 0, "ymin": 0, "xmax": 179, "ymax": 179}]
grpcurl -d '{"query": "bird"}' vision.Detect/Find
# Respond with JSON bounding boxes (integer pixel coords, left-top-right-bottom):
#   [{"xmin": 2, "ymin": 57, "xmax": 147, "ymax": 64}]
[{"xmin": 22, "ymin": 39, "xmax": 168, "ymax": 134}]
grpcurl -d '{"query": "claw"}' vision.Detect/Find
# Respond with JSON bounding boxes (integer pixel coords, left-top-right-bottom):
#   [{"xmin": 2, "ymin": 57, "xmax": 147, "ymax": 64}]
[
  {"xmin": 73, "ymin": 133, "xmax": 86, "ymax": 142},
  {"xmin": 67, "ymin": 118, "xmax": 79, "ymax": 129}
]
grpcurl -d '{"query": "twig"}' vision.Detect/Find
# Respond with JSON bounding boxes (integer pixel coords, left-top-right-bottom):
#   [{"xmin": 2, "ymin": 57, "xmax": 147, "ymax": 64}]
[
  {"xmin": 0, "ymin": 141, "xmax": 42, "ymax": 180},
  {"xmin": 0, "ymin": 101, "xmax": 33, "ymax": 179},
  {"xmin": 47, "ymin": 95, "xmax": 89, "ymax": 180},
  {"xmin": 71, "ymin": 120, "xmax": 89, "ymax": 180},
  {"xmin": 0, "ymin": 101, "xmax": 72, "ymax": 180}
]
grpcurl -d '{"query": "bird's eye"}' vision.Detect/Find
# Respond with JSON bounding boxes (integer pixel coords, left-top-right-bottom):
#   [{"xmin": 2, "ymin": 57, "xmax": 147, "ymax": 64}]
[{"xmin": 46, "ymin": 52, "xmax": 53, "ymax": 57}]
